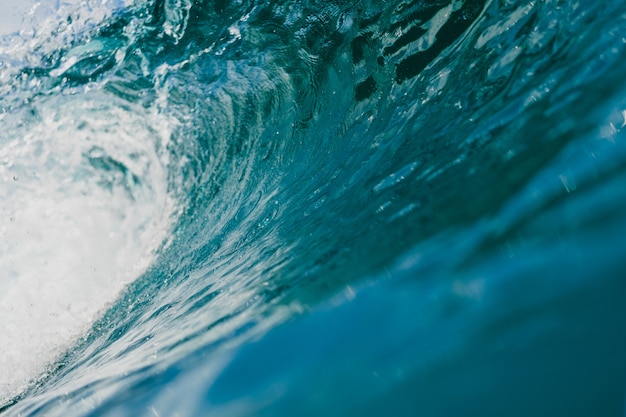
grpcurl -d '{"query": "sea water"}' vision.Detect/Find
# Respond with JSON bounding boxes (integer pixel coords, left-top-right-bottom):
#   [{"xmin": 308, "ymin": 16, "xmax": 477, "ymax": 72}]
[{"xmin": 1, "ymin": 0, "xmax": 626, "ymax": 416}]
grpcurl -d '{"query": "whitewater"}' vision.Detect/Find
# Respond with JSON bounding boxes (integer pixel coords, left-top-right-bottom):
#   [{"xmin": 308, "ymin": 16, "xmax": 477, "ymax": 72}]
[{"xmin": 1, "ymin": 0, "xmax": 626, "ymax": 416}]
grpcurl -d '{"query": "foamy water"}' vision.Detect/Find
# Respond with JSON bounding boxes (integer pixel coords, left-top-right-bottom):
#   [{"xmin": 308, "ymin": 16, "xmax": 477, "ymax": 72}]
[{"xmin": 0, "ymin": 90, "xmax": 175, "ymax": 400}]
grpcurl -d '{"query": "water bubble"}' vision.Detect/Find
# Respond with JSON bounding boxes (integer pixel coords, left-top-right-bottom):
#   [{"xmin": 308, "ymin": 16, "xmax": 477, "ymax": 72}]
[{"xmin": 12, "ymin": 176, "xmax": 19, "ymax": 181}]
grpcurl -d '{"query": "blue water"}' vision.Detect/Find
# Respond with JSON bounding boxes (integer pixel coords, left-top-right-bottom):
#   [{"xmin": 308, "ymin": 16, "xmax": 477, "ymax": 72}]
[{"xmin": 1, "ymin": 0, "xmax": 626, "ymax": 415}]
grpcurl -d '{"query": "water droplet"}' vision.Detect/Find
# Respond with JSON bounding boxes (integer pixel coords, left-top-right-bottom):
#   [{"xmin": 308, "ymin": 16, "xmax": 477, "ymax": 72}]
[{"xmin": 12, "ymin": 176, "xmax": 18, "ymax": 181}]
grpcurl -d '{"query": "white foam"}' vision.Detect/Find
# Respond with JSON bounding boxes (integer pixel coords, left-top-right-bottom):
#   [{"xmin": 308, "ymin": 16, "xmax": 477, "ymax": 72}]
[
  {"xmin": 0, "ymin": 91, "xmax": 176, "ymax": 402},
  {"xmin": 0, "ymin": 0, "xmax": 35, "ymax": 36}
]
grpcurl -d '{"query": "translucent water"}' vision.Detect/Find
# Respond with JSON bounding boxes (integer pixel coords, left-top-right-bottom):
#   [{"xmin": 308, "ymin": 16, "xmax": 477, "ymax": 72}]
[{"xmin": 1, "ymin": 0, "xmax": 626, "ymax": 415}]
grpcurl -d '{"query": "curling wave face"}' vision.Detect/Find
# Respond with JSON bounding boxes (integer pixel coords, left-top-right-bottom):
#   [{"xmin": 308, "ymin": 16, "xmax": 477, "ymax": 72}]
[{"xmin": 1, "ymin": 0, "xmax": 626, "ymax": 415}]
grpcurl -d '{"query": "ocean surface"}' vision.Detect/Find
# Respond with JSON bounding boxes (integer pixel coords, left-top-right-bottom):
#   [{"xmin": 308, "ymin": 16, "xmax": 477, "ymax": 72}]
[{"xmin": 1, "ymin": 0, "xmax": 626, "ymax": 415}]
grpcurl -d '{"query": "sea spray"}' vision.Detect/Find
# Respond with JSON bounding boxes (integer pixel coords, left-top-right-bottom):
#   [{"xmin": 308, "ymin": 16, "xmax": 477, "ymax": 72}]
[{"xmin": 0, "ymin": 88, "xmax": 176, "ymax": 400}]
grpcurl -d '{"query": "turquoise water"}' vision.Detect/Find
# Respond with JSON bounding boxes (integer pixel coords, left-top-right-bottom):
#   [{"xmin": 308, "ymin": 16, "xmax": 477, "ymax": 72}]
[{"xmin": 1, "ymin": 0, "xmax": 626, "ymax": 415}]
